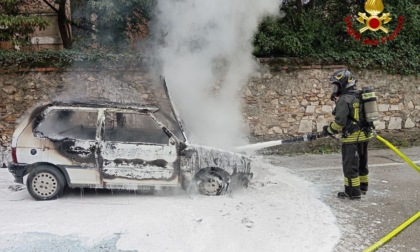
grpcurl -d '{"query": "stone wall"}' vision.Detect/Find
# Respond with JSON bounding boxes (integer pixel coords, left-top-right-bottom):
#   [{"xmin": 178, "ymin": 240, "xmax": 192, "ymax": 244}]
[
  {"xmin": 1, "ymin": 66, "xmax": 419, "ymax": 166},
  {"xmin": 244, "ymin": 67, "xmax": 420, "ymax": 141}
]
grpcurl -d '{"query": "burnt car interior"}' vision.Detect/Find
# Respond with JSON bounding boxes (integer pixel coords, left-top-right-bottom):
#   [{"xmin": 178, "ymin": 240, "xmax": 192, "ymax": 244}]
[
  {"xmin": 35, "ymin": 108, "xmax": 172, "ymax": 145},
  {"xmin": 35, "ymin": 109, "xmax": 98, "ymax": 141},
  {"xmin": 104, "ymin": 112, "xmax": 169, "ymax": 144}
]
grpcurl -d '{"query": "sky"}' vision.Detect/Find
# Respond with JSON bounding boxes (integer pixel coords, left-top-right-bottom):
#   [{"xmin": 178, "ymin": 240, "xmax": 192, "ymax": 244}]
[{"xmin": 0, "ymin": 156, "xmax": 340, "ymax": 252}]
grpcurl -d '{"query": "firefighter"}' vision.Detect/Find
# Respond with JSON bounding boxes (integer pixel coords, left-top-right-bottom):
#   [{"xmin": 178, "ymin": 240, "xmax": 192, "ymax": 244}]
[{"xmin": 323, "ymin": 69, "xmax": 373, "ymax": 199}]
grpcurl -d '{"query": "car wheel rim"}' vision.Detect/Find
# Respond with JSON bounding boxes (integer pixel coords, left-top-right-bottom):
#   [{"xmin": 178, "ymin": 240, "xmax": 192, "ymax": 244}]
[
  {"xmin": 31, "ymin": 172, "xmax": 58, "ymax": 197},
  {"xmin": 198, "ymin": 173, "xmax": 223, "ymax": 195}
]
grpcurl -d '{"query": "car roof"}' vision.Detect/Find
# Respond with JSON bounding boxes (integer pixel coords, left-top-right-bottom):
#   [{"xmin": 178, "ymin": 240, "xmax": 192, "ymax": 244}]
[{"xmin": 49, "ymin": 100, "xmax": 159, "ymax": 113}]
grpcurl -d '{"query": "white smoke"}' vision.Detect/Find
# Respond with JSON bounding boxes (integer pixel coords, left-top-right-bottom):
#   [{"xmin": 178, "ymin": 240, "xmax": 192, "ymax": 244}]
[{"xmin": 153, "ymin": 0, "xmax": 280, "ymax": 150}]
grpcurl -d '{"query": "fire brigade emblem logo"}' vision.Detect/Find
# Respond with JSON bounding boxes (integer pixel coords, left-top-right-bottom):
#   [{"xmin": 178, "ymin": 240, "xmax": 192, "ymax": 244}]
[
  {"xmin": 344, "ymin": 0, "xmax": 404, "ymax": 45},
  {"xmin": 356, "ymin": 0, "xmax": 391, "ymax": 33}
]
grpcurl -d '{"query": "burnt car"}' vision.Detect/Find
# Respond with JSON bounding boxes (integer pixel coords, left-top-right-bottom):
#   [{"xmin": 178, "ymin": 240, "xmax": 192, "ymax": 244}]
[{"xmin": 8, "ymin": 99, "xmax": 252, "ymax": 200}]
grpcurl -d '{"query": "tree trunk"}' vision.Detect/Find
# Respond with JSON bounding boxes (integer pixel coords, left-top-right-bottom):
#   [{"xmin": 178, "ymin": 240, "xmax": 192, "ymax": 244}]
[
  {"xmin": 58, "ymin": 0, "xmax": 72, "ymax": 49},
  {"xmin": 296, "ymin": 0, "xmax": 303, "ymax": 15},
  {"xmin": 42, "ymin": 0, "xmax": 72, "ymax": 49},
  {"xmin": 295, "ymin": 0, "xmax": 303, "ymax": 29},
  {"xmin": 308, "ymin": 0, "xmax": 315, "ymax": 9}
]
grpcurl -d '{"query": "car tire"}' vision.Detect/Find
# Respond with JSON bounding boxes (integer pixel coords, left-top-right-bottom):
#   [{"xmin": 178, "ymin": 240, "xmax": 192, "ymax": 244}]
[
  {"xmin": 26, "ymin": 165, "xmax": 66, "ymax": 200},
  {"xmin": 195, "ymin": 169, "xmax": 229, "ymax": 196}
]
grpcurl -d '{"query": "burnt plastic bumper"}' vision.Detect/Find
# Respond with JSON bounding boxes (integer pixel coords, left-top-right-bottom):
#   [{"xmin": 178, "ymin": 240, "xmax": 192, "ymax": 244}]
[
  {"xmin": 8, "ymin": 163, "xmax": 29, "ymax": 184},
  {"xmin": 232, "ymin": 172, "xmax": 253, "ymax": 188}
]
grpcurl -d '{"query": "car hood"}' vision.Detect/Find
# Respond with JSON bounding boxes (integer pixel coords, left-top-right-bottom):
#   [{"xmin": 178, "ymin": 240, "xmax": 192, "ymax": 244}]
[{"xmin": 182, "ymin": 143, "xmax": 251, "ymax": 174}]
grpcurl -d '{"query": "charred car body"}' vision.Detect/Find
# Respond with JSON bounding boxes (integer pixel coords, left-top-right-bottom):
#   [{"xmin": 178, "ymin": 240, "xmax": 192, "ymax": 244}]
[{"xmin": 9, "ymin": 98, "xmax": 252, "ymax": 200}]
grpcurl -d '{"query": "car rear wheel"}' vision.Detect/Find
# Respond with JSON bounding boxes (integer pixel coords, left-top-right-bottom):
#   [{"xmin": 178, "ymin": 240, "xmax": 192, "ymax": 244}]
[
  {"xmin": 26, "ymin": 165, "xmax": 66, "ymax": 200},
  {"xmin": 195, "ymin": 170, "xmax": 228, "ymax": 196}
]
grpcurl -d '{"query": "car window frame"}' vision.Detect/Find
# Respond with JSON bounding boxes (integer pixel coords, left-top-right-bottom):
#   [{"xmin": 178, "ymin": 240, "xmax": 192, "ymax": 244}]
[
  {"xmin": 33, "ymin": 106, "xmax": 101, "ymax": 141},
  {"xmin": 101, "ymin": 109, "xmax": 171, "ymax": 145}
]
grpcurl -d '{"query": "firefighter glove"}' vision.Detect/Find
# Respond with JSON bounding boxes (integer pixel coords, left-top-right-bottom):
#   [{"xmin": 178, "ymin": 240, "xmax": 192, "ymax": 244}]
[
  {"xmin": 323, "ymin": 124, "xmax": 338, "ymax": 137},
  {"xmin": 330, "ymin": 92, "xmax": 339, "ymax": 102}
]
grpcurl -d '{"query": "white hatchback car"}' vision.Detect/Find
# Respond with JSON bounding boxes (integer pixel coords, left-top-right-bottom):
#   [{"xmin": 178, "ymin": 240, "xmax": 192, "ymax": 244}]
[{"xmin": 8, "ymin": 99, "xmax": 252, "ymax": 200}]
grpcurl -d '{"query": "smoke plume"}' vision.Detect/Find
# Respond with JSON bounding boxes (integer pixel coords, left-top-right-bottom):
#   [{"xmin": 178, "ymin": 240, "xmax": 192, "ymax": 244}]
[{"xmin": 152, "ymin": 0, "xmax": 279, "ymax": 150}]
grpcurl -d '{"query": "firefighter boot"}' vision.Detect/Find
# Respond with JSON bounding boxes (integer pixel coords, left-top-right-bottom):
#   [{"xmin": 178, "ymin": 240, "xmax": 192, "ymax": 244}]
[
  {"xmin": 339, "ymin": 177, "xmax": 362, "ymax": 199},
  {"xmin": 360, "ymin": 183, "xmax": 368, "ymax": 195},
  {"xmin": 337, "ymin": 191, "xmax": 361, "ymax": 200},
  {"xmin": 360, "ymin": 175, "xmax": 368, "ymax": 195}
]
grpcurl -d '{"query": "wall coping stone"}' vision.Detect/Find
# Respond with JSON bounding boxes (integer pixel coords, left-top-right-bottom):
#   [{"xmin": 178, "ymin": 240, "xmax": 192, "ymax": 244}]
[
  {"xmin": 0, "ymin": 64, "xmax": 349, "ymax": 74},
  {"xmin": 0, "ymin": 67, "xmax": 151, "ymax": 73}
]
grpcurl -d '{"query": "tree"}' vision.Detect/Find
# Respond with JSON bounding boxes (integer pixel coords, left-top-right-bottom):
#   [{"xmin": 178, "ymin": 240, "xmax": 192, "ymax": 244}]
[
  {"xmin": 0, "ymin": 0, "xmax": 49, "ymax": 48},
  {"xmin": 41, "ymin": 0, "xmax": 73, "ymax": 49},
  {"xmin": 70, "ymin": 0, "xmax": 156, "ymax": 50},
  {"xmin": 1, "ymin": 0, "xmax": 157, "ymax": 50}
]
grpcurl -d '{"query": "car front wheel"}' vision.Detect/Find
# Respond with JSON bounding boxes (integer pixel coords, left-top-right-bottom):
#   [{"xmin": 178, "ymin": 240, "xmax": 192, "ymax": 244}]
[
  {"xmin": 195, "ymin": 170, "xmax": 229, "ymax": 196},
  {"xmin": 26, "ymin": 165, "xmax": 66, "ymax": 200}
]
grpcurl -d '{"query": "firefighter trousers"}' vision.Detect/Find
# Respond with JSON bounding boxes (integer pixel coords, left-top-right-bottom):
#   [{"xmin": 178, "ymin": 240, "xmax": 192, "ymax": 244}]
[{"xmin": 341, "ymin": 141, "xmax": 369, "ymax": 197}]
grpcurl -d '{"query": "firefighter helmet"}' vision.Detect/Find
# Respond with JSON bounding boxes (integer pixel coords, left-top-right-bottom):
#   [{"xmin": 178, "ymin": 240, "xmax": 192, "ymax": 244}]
[{"xmin": 329, "ymin": 69, "xmax": 356, "ymax": 91}]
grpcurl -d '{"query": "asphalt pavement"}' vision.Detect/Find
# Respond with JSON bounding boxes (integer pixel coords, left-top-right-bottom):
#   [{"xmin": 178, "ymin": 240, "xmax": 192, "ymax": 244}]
[{"xmin": 264, "ymin": 146, "xmax": 420, "ymax": 252}]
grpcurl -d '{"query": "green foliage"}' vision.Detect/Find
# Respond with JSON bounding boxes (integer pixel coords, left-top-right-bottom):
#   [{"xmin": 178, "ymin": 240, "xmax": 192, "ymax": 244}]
[
  {"xmin": 0, "ymin": 49, "xmax": 145, "ymax": 69},
  {"xmin": 0, "ymin": 0, "xmax": 49, "ymax": 44},
  {"xmin": 254, "ymin": 0, "xmax": 419, "ymax": 75}
]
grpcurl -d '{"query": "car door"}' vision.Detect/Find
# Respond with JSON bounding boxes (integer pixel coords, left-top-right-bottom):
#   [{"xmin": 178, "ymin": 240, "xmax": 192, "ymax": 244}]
[
  {"xmin": 99, "ymin": 110, "xmax": 179, "ymax": 186},
  {"xmin": 34, "ymin": 108, "xmax": 101, "ymax": 186}
]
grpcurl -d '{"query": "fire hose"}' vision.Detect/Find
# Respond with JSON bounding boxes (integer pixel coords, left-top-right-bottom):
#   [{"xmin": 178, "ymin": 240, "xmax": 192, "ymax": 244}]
[
  {"xmin": 375, "ymin": 134, "xmax": 420, "ymax": 174},
  {"xmin": 364, "ymin": 211, "xmax": 420, "ymax": 252},
  {"xmin": 364, "ymin": 132, "xmax": 420, "ymax": 252},
  {"xmin": 235, "ymin": 131, "xmax": 327, "ymax": 152}
]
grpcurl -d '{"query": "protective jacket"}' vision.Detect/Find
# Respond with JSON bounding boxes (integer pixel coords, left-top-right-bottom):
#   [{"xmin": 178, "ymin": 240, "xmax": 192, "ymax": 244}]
[{"xmin": 327, "ymin": 89, "xmax": 373, "ymax": 143}]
